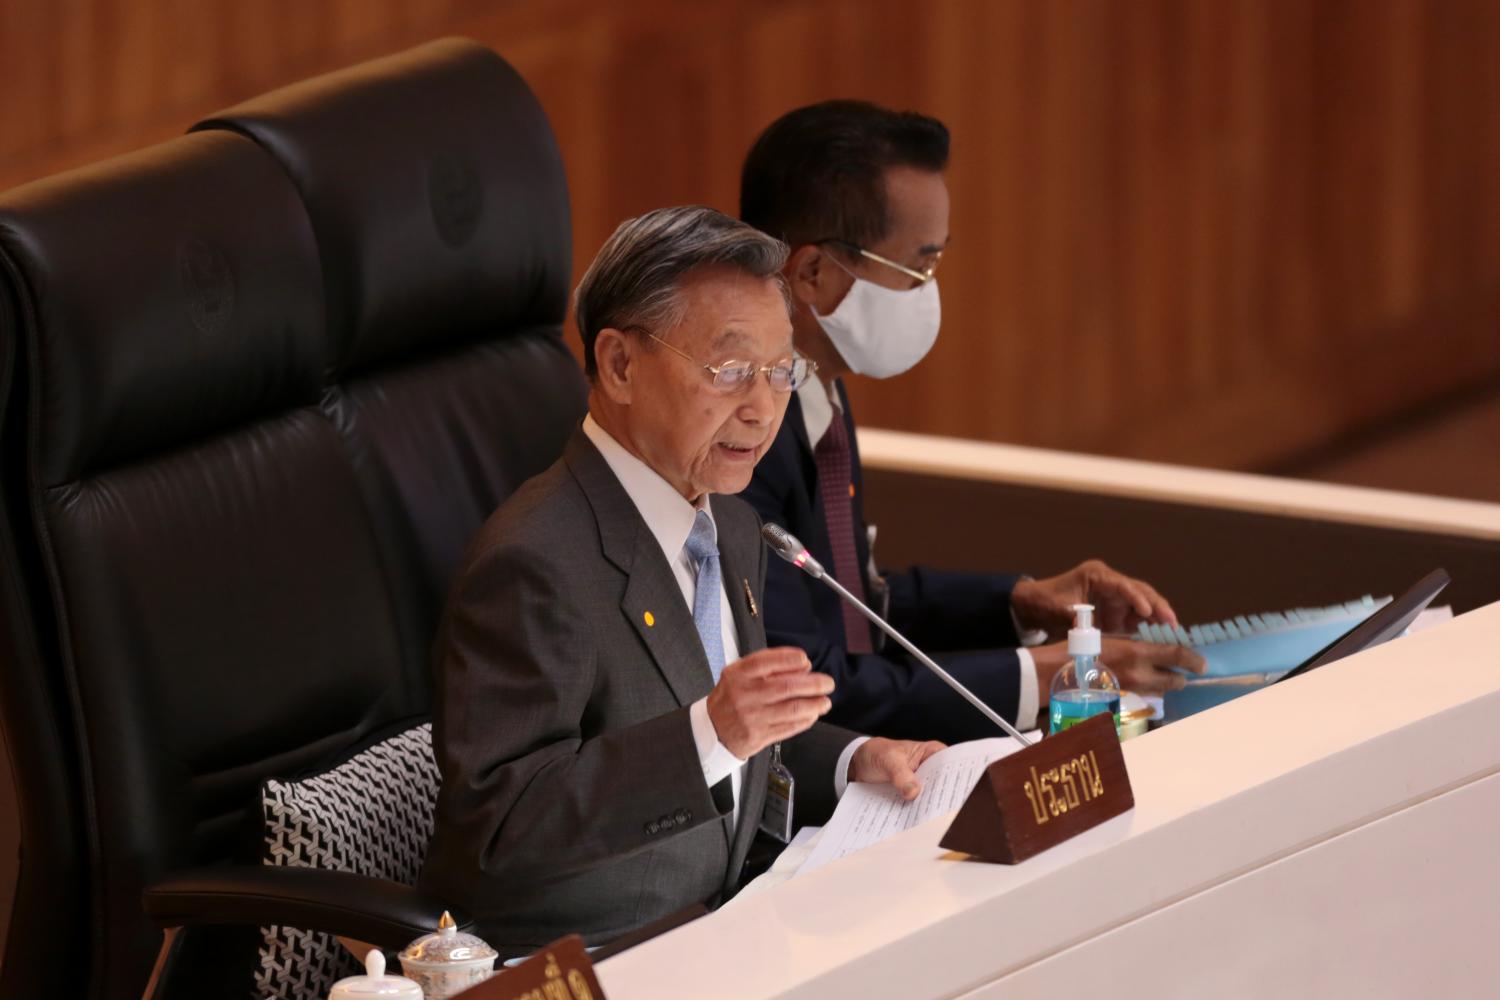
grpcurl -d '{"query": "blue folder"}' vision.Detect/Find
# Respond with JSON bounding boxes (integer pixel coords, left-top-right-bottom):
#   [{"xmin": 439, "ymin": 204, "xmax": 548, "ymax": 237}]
[{"xmin": 1134, "ymin": 596, "xmax": 1391, "ymax": 720}]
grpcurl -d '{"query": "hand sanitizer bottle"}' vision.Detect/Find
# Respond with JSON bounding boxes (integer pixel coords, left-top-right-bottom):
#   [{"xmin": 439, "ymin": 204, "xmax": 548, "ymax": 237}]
[{"xmin": 1048, "ymin": 603, "xmax": 1121, "ymax": 736}]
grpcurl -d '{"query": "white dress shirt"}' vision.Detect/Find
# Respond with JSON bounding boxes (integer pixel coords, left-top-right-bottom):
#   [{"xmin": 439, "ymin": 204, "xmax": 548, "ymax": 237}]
[
  {"xmin": 582, "ymin": 416, "xmax": 861, "ymax": 829},
  {"xmin": 796, "ymin": 375, "xmax": 1041, "ymax": 726}
]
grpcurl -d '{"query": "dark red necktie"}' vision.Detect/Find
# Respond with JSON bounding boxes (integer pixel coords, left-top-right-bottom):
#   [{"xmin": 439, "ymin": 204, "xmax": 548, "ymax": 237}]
[{"xmin": 814, "ymin": 406, "xmax": 873, "ymax": 654}]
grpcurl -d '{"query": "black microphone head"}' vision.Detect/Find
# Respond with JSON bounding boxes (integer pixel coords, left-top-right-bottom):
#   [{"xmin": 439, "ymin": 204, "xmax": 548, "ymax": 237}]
[
  {"xmin": 761, "ymin": 522, "xmax": 824, "ymax": 578},
  {"xmin": 760, "ymin": 521, "xmax": 799, "ymax": 555}
]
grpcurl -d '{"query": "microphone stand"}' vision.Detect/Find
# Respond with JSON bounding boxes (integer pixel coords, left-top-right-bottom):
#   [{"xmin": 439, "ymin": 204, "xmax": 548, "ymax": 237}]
[{"xmin": 813, "ymin": 571, "xmax": 1034, "ymax": 747}]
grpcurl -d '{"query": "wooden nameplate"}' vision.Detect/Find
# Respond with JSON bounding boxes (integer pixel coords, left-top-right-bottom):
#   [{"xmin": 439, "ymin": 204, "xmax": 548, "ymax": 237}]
[
  {"xmin": 453, "ymin": 934, "xmax": 606, "ymax": 999},
  {"xmin": 939, "ymin": 713, "xmax": 1133, "ymax": 864}
]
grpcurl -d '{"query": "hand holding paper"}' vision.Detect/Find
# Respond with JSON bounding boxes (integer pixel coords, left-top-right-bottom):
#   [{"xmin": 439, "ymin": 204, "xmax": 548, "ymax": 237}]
[
  {"xmin": 801, "ymin": 735, "xmax": 1034, "ymax": 875},
  {"xmin": 848, "ymin": 737, "xmax": 947, "ymax": 801}
]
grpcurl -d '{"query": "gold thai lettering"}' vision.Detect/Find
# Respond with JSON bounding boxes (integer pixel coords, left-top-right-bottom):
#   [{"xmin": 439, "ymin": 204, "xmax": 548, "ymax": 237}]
[
  {"xmin": 1024, "ymin": 769, "xmax": 1049, "ymax": 825},
  {"xmin": 567, "ymin": 969, "xmax": 595, "ymax": 1000},
  {"xmin": 1022, "ymin": 753, "xmax": 1109, "ymax": 827},
  {"xmin": 544, "ymin": 981, "xmax": 570, "ymax": 1000},
  {"xmin": 1059, "ymin": 761, "xmax": 1081, "ymax": 809},
  {"xmin": 1020, "ymin": 758, "xmax": 1104, "ymax": 827},
  {"xmin": 1074, "ymin": 759, "xmax": 1091, "ymax": 801},
  {"xmin": 1040, "ymin": 768, "xmax": 1062, "ymax": 816},
  {"xmin": 542, "ymin": 953, "xmax": 570, "ymax": 1000}
]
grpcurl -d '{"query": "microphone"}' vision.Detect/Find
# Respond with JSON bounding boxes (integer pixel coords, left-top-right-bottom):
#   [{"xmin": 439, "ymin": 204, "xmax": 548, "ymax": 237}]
[
  {"xmin": 761, "ymin": 521, "xmax": 826, "ymax": 578},
  {"xmin": 761, "ymin": 523, "xmax": 1034, "ymax": 746}
]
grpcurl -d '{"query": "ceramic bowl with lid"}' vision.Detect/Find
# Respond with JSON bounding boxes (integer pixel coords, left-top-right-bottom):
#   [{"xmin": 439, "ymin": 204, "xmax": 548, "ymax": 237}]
[
  {"xmin": 1118, "ymin": 691, "xmax": 1158, "ymax": 740},
  {"xmin": 399, "ymin": 911, "xmax": 498, "ymax": 998},
  {"xmin": 328, "ymin": 949, "xmax": 423, "ymax": 1000}
]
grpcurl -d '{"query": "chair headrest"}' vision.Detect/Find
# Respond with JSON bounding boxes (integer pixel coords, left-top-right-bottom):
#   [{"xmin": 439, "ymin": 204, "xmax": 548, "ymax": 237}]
[
  {"xmin": 194, "ymin": 38, "xmax": 572, "ymax": 372},
  {"xmin": 0, "ymin": 130, "xmax": 324, "ymax": 487}
]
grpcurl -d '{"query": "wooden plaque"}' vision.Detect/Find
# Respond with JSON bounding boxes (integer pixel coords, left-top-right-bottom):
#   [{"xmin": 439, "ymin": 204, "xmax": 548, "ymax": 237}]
[
  {"xmin": 452, "ymin": 934, "xmax": 606, "ymax": 1000},
  {"xmin": 939, "ymin": 713, "xmax": 1133, "ymax": 864}
]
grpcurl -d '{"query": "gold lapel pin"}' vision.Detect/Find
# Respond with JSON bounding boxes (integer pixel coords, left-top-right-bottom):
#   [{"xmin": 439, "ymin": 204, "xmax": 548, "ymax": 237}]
[
  {"xmin": 643, "ymin": 611, "xmax": 655, "ymax": 627},
  {"xmin": 742, "ymin": 578, "xmax": 758, "ymax": 618}
]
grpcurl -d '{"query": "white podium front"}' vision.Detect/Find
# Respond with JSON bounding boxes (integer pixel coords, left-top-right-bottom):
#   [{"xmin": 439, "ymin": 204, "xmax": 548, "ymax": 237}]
[{"xmin": 597, "ymin": 602, "xmax": 1500, "ymax": 999}]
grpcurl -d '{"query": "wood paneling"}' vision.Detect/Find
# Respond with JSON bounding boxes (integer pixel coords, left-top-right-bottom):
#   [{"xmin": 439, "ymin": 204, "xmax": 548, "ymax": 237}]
[{"xmin": 0, "ymin": 0, "xmax": 1497, "ymax": 472}]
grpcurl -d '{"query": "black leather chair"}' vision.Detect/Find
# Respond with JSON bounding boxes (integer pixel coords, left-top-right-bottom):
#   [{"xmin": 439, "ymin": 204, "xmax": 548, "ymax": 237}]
[{"xmin": 0, "ymin": 39, "xmax": 585, "ymax": 998}]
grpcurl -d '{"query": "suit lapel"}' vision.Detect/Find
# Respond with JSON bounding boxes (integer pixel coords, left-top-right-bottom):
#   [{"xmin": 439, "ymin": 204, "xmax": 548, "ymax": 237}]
[
  {"xmin": 713, "ymin": 496, "xmax": 764, "ymax": 659},
  {"xmin": 565, "ymin": 431, "xmax": 714, "ymax": 707},
  {"xmin": 711, "ymin": 495, "xmax": 774, "ymax": 879}
]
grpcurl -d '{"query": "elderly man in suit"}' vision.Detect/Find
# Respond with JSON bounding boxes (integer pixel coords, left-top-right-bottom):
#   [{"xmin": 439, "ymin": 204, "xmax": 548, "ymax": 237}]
[
  {"xmin": 422, "ymin": 205, "xmax": 942, "ymax": 956},
  {"xmin": 738, "ymin": 101, "xmax": 1205, "ymax": 744}
]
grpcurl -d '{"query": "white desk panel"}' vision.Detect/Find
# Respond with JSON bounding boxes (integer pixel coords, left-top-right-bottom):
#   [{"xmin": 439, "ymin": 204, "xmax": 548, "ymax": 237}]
[
  {"xmin": 972, "ymin": 770, "xmax": 1500, "ymax": 999},
  {"xmin": 595, "ymin": 602, "xmax": 1500, "ymax": 999}
]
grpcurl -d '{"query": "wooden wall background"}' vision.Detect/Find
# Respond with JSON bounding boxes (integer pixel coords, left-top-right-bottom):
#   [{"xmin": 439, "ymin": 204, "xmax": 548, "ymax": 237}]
[{"xmin": 1, "ymin": 0, "xmax": 1497, "ymax": 471}]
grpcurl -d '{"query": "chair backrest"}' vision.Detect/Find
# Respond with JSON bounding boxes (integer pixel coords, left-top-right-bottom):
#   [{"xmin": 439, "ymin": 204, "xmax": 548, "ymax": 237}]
[
  {"xmin": 194, "ymin": 38, "xmax": 581, "ymax": 671},
  {"xmin": 0, "ymin": 39, "xmax": 585, "ymax": 998}
]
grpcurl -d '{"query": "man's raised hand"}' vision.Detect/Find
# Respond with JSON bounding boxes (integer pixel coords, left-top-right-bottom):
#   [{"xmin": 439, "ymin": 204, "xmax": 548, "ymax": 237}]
[{"xmin": 706, "ymin": 647, "xmax": 834, "ymax": 759}]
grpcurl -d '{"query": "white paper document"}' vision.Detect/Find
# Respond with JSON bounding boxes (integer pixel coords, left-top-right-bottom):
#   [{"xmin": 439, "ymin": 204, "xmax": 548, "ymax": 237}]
[
  {"xmin": 1408, "ymin": 606, "xmax": 1454, "ymax": 634},
  {"xmin": 798, "ymin": 735, "xmax": 1033, "ymax": 875}
]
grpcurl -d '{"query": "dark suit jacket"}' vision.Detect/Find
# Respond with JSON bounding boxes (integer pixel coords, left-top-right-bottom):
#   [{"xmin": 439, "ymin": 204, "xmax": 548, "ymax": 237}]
[
  {"xmin": 421, "ymin": 429, "xmax": 852, "ymax": 955},
  {"xmin": 739, "ymin": 382, "xmax": 1028, "ymax": 743}
]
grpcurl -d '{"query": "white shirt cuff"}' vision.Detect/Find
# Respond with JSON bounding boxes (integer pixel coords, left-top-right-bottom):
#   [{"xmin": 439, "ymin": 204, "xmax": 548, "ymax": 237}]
[
  {"xmin": 833, "ymin": 736, "xmax": 870, "ymax": 799},
  {"xmin": 689, "ymin": 696, "xmax": 745, "ymax": 789},
  {"xmin": 1015, "ymin": 648, "xmax": 1039, "ymax": 729},
  {"xmin": 1010, "ymin": 608, "xmax": 1048, "ymax": 648}
]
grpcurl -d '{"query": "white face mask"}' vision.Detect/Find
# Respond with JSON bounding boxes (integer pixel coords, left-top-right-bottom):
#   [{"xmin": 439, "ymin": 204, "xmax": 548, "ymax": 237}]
[{"xmin": 812, "ymin": 267, "xmax": 941, "ymax": 379}]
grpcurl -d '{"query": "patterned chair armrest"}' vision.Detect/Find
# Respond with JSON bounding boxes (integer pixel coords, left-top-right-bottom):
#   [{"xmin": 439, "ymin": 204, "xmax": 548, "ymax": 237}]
[{"xmin": 144, "ymin": 865, "xmax": 472, "ymax": 949}]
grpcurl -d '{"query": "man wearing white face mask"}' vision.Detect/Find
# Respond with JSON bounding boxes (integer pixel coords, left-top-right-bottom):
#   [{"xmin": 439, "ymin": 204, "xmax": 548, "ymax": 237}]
[{"xmin": 738, "ymin": 101, "xmax": 1205, "ymax": 743}]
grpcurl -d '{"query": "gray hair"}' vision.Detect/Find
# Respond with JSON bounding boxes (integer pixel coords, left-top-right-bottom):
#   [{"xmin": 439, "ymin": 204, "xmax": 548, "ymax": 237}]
[{"xmin": 573, "ymin": 205, "xmax": 790, "ymax": 379}]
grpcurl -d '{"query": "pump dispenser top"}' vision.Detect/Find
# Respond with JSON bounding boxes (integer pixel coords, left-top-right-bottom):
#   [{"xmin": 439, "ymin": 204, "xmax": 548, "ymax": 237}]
[
  {"xmin": 1068, "ymin": 603, "xmax": 1101, "ymax": 656},
  {"xmin": 1049, "ymin": 603, "xmax": 1121, "ymax": 737}
]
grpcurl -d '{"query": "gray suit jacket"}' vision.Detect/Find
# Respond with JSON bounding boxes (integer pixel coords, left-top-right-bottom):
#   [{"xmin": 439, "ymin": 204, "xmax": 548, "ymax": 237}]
[{"xmin": 421, "ymin": 429, "xmax": 854, "ymax": 954}]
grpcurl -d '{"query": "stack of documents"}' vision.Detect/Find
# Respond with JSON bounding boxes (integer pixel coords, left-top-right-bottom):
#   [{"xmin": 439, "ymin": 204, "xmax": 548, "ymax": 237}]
[
  {"xmin": 1139, "ymin": 594, "xmax": 1391, "ymax": 720},
  {"xmin": 1134, "ymin": 595, "xmax": 1391, "ymax": 678}
]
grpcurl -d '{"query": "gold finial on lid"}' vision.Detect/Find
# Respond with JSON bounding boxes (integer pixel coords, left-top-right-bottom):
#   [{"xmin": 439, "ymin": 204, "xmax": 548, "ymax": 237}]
[{"xmin": 437, "ymin": 910, "xmax": 456, "ymax": 930}]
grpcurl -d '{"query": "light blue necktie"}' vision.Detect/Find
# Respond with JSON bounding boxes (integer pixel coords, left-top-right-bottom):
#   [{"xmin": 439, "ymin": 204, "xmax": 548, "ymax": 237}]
[{"xmin": 684, "ymin": 509, "xmax": 726, "ymax": 681}]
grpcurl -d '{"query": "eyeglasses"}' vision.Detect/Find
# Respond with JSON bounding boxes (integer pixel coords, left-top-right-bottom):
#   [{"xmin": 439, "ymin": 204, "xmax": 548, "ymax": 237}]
[
  {"xmin": 628, "ymin": 327, "xmax": 816, "ymax": 393},
  {"xmin": 820, "ymin": 239, "xmax": 943, "ymax": 284}
]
